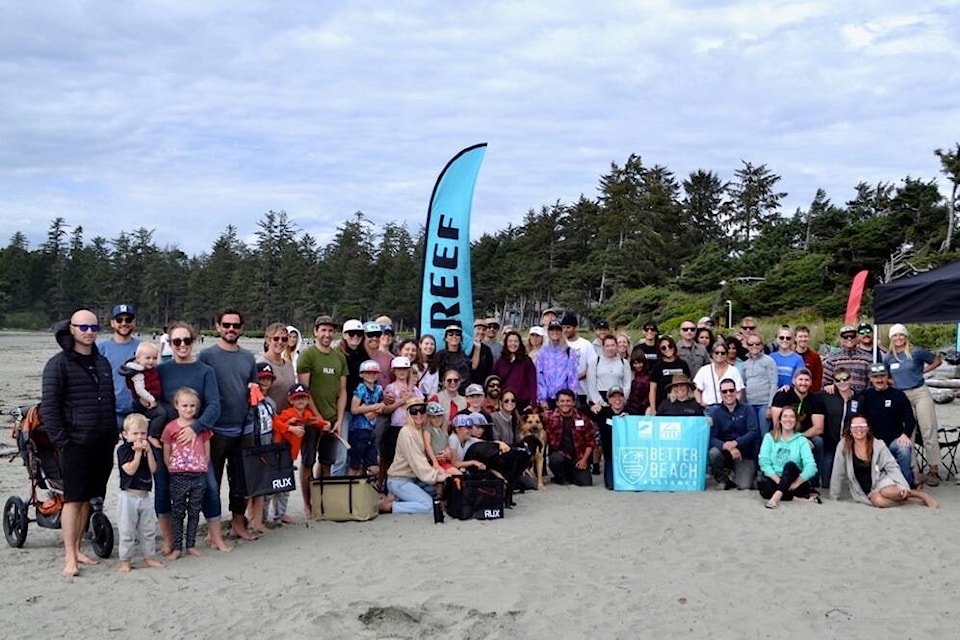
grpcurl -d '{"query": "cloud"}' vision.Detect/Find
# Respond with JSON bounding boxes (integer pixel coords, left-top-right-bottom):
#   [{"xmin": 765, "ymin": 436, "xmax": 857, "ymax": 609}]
[{"xmin": 1, "ymin": 1, "xmax": 958, "ymax": 254}]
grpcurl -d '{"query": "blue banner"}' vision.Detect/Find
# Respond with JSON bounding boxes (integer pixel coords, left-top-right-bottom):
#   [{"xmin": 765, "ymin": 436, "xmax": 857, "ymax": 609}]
[
  {"xmin": 612, "ymin": 415, "xmax": 710, "ymax": 491},
  {"xmin": 419, "ymin": 144, "xmax": 487, "ymax": 354}
]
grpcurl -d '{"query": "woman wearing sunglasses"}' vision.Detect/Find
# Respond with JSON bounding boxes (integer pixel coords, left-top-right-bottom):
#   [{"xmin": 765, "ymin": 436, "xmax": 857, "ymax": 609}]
[
  {"xmin": 829, "ymin": 416, "xmax": 937, "ymax": 508},
  {"xmin": 648, "ymin": 337, "xmax": 690, "ymax": 414},
  {"xmin": 693, "ymin": 341, "xmax": 744, "ymax": 411},
  {"xmin": 154, "ymin": 321, "xmax": 230, "ymax": 554},
  {"xmin": 381, "ymin": 398, "xmax": 460, "ymax": 514},
  {"xmin": 256, "ymin": 322, "xmax": 296, "ymax": 412}
]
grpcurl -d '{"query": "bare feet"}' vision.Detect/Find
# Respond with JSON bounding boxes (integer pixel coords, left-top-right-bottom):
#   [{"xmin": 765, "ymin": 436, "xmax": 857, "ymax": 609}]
[
  {"xmin": 119, "ymin": 560, "xmax": 133, "ymax": 573},
  {"xmin": 280, "ymin": 514, "xmax": 296, "ymax": 524},
  {"xmin": 207, "ymin": 538, "xmax": 232, "ymax": 553},
  {"xmin": 229, "ymin": 527, "xmax": 258, "ymax": 541},
  {"xmin": 158, "ymin": 545, "xmax": 172, "ymax": 557},
  {"xmin": 63, "ymin": 562, "xmax": 79, "ymax": 577},
  {"xmin": 303, "ymin": 507, "xmax": 313, "ymax": 520},
  {"xmin": 166, "ymin": 550, "xmax": 181, "ymax": 561},
  {"xmin": 378, "ymin": 494, "xmax": 395, "ymax": 514},
  {"xmin": 144, "ymin": 557, "xmax": 165, "ymax": 569},
  {"xmin": 76, "ymin": 552, "xmax": 99, "ymax": 566},
  {"xmin": 186, "ymin": 547, "xmax": 203, "ymax": 557}
]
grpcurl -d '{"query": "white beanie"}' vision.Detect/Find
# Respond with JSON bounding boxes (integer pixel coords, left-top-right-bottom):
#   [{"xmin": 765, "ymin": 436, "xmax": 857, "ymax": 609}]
[{"xmin": 888, "ymin": 323, "xmax": 909, "ymax": 338}]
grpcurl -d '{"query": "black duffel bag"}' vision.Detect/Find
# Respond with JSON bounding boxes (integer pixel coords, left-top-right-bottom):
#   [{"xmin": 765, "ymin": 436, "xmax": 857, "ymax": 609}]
[{"xmin": 444, "ymin": 469, "xmax": 505, "ymax": 521}]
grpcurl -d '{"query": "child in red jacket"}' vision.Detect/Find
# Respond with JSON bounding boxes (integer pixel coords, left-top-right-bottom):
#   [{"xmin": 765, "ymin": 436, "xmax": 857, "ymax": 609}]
[{"xmin": 270, "ymin": 383, "xmax": 328, "ymax": 524}]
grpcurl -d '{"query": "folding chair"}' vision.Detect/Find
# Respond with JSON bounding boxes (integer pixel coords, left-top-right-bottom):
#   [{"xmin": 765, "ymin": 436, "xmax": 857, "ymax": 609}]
[{"xmin": 938, "ymin": 426, "xmax": 960, "ymax": 480}]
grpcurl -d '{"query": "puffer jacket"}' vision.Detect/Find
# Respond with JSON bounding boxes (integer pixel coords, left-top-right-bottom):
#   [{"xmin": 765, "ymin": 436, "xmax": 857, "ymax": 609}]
[{"xmin": 40, "ymin": 320, "xmax": 117, "ymax": 448}]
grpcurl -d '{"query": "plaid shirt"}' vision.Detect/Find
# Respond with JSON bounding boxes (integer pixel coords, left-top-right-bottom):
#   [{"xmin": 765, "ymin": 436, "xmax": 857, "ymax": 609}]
[
  {"xmin": 822, "ymin": 349, "xmax": 873, "ymax": 392},
  {"xmin": 543, "ymin": 409, "xmax": 596, "ymax": 459}
]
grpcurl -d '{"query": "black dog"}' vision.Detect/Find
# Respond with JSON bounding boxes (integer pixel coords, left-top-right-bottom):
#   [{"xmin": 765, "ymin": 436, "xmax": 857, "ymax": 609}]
[{"xmin": 464, "ymin": 436, "xmax": 542, "ymax": 507}]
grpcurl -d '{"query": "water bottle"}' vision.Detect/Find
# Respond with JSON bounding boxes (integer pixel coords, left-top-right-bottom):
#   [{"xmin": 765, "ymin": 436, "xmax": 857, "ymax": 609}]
[{"xmin": 432, "ymin": 496, "xmax": 444, "ymax": 524}]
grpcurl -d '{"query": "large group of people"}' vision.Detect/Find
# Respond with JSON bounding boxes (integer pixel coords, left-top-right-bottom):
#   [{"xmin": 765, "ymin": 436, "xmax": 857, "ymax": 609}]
[{"xmin": 39, "ymin": 304, "xmax": 946, "ymax": 576}]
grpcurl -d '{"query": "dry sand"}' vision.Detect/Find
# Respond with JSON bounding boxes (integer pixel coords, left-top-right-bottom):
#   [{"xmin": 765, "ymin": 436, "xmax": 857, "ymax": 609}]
[{"xmin": 1, "ymin": 330, "xmax": 959, "ymax": 639}]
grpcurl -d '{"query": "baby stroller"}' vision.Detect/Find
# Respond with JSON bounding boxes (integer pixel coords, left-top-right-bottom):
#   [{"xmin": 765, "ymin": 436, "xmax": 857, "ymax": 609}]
[{"xmin": 3, "ymin": 405, "xmax": 114, "ymax": 558}]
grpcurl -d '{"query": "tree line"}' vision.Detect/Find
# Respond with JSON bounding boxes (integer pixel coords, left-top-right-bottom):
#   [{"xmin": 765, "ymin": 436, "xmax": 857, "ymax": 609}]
[{"xmin": 1, "ymin": 144, "xmax": 958, "ymax": 332}]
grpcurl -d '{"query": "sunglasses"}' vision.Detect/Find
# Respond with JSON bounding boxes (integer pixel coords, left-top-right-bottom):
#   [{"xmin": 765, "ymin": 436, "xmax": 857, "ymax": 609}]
[
  {"xmin": 71, "ymin": 323, "xmax": 100, "ymax": 333},
  {"xmin": 446, "ymin": 331, "xmax": 463, "ymax": 336},
  {"xmin": 858, "ymin": 329, "xmax": 872, "ymax": 335},
  {"xmin": 840, "ymin": 333, "xmax": 857, "ymax": 339},
  {"xmin": 720, "ymin": 389, "xmax": 738, "ymax": 394},
  {"xmin": 365, "ymin": 332, "xmax": 382, "ymax": 338},
  {"xmin": 850, "ymin": 423, "xmax": 869, "ymax": 430},
  {"xmin": 114, "ymin": 316, "xmax": 134, "ymax": 325},
  {"xmin": 659, "ymin": 345, "xmax": 674, "ymax": 352},
  {"xmin": 643, "ymin": 326, "xmax": 657, "ymax": 332},
  {"xmin": 680, "ymin": 327, "xmax": 696, "ymax": 332},
  {"xmin": 747, "ymin": 342, "xmax": 762, "ymax": 347},
  {"xmin": 171, "ymin": 337, "xmax": 194, "ymax": 347},
  {"xmin": 445, "ymin": 378, "xmax": 460, "ymax": 384},
  {"xmin": 713, "ymin": 350, "xmax": 727, "ymax": 355},
  {"xmin": 270, "ymin": 336, "xmax": 289, "ymax": 343},
  {"xmin": 777, "ymin": 336, "xmax": 792, "ymax": 341},
  {"xmin": 835, "ymin": 375, "xmax": 851, "ymax": 382},
  {"xmin": 220, "ymin": 322, "xmax": 242, "ymax": 330},
  {"xmin": 502, "ymin": 398, "xmax": 516, "ymax": 404},
  {"xmin": 740, "ymin": 325, "xmax": 756, "ymax": 330},
  {"xmin": 345, "ymin": 330, "xmax": 363, "ymax": 338},
  {"xmin": 408, "ymin": 407, "xmax": 426, "ymax": 416}
]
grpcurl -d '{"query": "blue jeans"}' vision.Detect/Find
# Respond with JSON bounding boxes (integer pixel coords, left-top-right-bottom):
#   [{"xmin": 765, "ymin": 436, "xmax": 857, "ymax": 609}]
[
  {"xmin": 889, "ymin": 440, "xmax": 915, "ymax": 487},
  {"xmin": 331, "ymin": 419, "xmax": 349, "ymax": 476},
  {"xmin": 821, "ymin": 447, "xmax": 836, "ymax": 489},
  {"xmin": 752, "ymin": 405, "xmax": 771, "ymax": 438},
  {"xmin": 807, "ymin": 435, "xmax": 824, "ymax": 488},
  {"xmin": 386, "ymin": 477, "xmax": 436, "ymax": 514}
]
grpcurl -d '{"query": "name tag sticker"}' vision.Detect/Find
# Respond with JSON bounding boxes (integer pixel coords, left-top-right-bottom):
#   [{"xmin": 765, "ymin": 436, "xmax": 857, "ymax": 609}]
[
  {"xmin": 890, "ymin": 362, "xmax": 900, "ymax": 370},
  {"xmin": 575, "ymin": 419, "xmax": 586, "ymax": 427},
  {"xmin": 884, "ymin": 399, "xmax": 892, "ymax": 408}
]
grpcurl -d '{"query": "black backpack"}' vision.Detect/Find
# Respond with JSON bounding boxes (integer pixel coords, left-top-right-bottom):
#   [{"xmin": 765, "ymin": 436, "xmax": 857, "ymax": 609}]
[{"xmin": 444, "ymin": 469, "xmax": 505, "ymax": 520}]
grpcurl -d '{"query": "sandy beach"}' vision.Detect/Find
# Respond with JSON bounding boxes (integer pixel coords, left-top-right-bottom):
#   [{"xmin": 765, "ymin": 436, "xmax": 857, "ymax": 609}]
[{"xmin": 1, "ymin": 330, "xmax": 959, "ymax": 639}]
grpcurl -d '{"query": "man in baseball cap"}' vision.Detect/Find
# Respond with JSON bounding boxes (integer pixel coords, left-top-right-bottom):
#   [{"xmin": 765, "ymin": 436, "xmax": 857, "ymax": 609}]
[{"xmin": 99, "ymin": 303, "xmax": 140, "ymax": 429}]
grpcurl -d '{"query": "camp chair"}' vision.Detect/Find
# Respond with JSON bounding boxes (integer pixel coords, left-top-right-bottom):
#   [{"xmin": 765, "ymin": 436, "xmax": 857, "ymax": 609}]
[{"xmin": 914, "ymin": 426, "xmax": 960, "ymax": 480}]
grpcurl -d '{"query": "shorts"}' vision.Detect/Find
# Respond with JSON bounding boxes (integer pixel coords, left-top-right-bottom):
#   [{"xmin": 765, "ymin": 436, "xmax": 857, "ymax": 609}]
[
  {"xmin": 59, "ymin": 443, "xmax": 113, "ymax": 503},
  {"xmin": 348, "ymin": 429, "xmax": 378, "ymax": 470}
]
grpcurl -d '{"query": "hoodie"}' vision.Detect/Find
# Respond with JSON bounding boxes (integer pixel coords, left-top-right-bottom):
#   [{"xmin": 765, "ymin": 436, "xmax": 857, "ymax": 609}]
[{"xmin": 40, "ymin": 320, "xmax": 118, "ymax": 449}]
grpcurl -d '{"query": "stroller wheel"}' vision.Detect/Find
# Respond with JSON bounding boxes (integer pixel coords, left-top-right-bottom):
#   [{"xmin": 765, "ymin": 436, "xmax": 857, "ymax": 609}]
[
  {"xmin": 90, "ymin": 511, "xmax": 114, "ymax": 559},
  {"xmin": 3, "ymin": 496, "xmax": 28, "ymax": 548}
]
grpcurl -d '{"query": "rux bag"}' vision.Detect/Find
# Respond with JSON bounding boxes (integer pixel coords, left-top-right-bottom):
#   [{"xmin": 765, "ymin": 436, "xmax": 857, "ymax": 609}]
[
  {"xmin": 444, "ymin": 470, "xmax": 505, "ymax": 521},
  {"xmin": 242, "ymin": 386, "xmax": 296, "ymax": 497},
  {"xmin": 242, "ymin": 442, "xmax": 296, "ymax": 497},
  {"xmin": 310, "ymin": 475, "xmax": 379, "ymax": 522}
]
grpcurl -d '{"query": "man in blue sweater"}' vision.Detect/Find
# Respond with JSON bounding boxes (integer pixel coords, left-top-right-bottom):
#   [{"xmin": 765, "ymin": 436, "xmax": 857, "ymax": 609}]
[
  {"xmin": 707, "ymin": 378, "xmax": 761, "ymax": 490},
  {"xmin": 199, "ymin": 309, "xmax": 258, "ymax": 540}
]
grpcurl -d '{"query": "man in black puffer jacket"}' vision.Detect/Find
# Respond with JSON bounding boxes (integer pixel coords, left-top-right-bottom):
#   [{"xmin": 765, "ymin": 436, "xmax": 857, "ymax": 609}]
[{"xmin": 40, "ymin": 308, "xmax": 117, "ymax": 577}]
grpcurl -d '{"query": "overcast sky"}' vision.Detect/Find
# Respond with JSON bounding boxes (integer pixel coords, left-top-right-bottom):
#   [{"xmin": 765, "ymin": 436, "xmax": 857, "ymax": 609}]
[{"xmin": 2, "ymin": 1, "xmax": 959, "ymax": 255}]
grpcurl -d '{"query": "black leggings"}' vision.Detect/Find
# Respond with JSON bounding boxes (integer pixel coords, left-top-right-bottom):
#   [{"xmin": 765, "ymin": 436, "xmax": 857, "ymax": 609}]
[{"xmin": 757, "ymin": 461, "xmax": 813, "ymax": 501}]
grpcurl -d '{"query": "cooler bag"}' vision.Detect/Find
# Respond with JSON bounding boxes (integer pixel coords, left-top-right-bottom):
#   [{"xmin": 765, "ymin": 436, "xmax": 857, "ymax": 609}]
[{"xmin": 310, "ymin": 475, "xmax": 379, "ymax": 522}]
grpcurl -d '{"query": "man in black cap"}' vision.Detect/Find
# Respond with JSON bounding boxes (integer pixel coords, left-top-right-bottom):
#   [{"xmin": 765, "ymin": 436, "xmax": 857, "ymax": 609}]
[
  {"xmin": 856, "ymin": 323, "xmax": 885, "ymax": 362},
  {"xmin": 561, "ymin": 312, "xmax": 596, "ymax": 409},
  {"xmin": 591, "ymin": 319, "xmax": 611, "ymax": 356},
  {"xmin": 855, "ymin": 362, "xmax": 921, "ymax": 486},
  {"xmin": 98, "ymin": 303, "xmax": 140, "ymax": 430}
]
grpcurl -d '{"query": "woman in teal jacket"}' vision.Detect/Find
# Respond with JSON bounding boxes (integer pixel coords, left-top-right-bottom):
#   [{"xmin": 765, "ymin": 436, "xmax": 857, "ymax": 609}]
[{"xmin": 758, "ymin": 405, "xmax": 818, "ymax": 509}]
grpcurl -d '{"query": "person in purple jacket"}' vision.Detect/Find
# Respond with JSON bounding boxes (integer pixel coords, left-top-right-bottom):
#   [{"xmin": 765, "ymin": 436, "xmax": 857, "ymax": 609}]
[{"xmin": 535, "ymin": 320, "xmax": 579, "ymax": 410}]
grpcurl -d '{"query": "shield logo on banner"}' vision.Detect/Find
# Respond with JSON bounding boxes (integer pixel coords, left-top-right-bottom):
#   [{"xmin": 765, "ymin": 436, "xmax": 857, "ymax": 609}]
[{"xmin": 619, "ymin": 448, "xmax": 648, "ymax": 484}]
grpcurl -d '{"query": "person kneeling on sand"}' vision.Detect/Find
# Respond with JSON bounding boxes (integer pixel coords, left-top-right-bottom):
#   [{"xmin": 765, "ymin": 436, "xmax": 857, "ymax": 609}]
[
  {"xmin": 758, "ymin": 405, "xmax": 818, "ymax": 509},
  {"xmin": 829, "ymin": 416, "xmax": 937, "ymax": 508},
  {"xmin": 381, "ymin": 398, "xmax": 460, "ymax": 514}
]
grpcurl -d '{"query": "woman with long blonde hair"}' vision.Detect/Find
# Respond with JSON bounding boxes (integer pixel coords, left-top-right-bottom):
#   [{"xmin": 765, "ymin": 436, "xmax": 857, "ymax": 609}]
[{"xmin": 884, "ymin": 323, "xmax": 943, "ymax": 486}]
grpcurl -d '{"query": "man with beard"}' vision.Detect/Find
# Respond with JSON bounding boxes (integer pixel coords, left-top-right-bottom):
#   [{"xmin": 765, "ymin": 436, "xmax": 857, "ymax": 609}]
[
  {"xmin": 770, "ymin": 368, "xmax": 827, "ymax": 484},
  {"xmin": 98, "ymin": 303, "xmax": 140, "ymax": 430},
  {"xmin": 297, "ymin": 315, "xmax": 349, "ymax": 517},
  {"xmin": 41, "ymin": 308, "xmax": 117, "ymax": 576},
  {"xmin": 544, "ymin": 388, "xmax": 596, "ymax": 486},
  {"xmin": 484, "ymin": 317, "xmax": 503, "ymax": 360},
  {"xmin": 198, "ymin": 309, "xmax": 258, "ymax": 539},
  {"xmin": 856, "ymin": 323, "xmax": 885, "ymax": 362},
  {"xmin": 855, "ymin": 363, "xmax": 920, "ymax": 487},
  {"xmin": 482, "ymin": 374, "xmax": 502, "ymax": 414}
]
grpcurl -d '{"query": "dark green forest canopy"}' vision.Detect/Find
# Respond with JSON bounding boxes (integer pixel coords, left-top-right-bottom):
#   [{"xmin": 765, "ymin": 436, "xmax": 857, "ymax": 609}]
[{"xmin": 3, "ymin": 146, "xmax": 959, "ymax": 332}]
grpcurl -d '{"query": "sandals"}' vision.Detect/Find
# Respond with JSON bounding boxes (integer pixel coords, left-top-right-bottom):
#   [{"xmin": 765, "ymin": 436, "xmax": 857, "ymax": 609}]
[
  {"xmin": 765, "ymin": 499, "xmax": 778, "ymax": 509},
  {"xmin": 926, "ymin": 471, "xmax": 941, "ymax": 487}
]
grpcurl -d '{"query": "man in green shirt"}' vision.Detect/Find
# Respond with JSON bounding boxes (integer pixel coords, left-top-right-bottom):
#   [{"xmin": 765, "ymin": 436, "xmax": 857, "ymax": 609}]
[{"xmin": 296, "ymin": 315, "xmax": 348, "ymax": 518}]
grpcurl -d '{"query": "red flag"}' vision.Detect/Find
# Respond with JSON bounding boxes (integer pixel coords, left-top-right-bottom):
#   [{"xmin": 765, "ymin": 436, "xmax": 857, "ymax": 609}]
[{"xmin": 845, "ymin": 270, "xmax": 869, "ymax": 324}]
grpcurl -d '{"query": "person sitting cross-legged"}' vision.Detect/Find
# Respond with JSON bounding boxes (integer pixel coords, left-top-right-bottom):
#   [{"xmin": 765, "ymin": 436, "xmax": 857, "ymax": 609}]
[{"xmin": 706, "ymin": 378, "xmax": 761, "ymax": 490}]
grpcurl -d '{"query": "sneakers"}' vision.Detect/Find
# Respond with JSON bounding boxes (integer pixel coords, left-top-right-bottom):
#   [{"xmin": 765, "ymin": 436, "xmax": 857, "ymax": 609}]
[{"xmin": 591, "ymin": 463, "xmax": 601, "ymax": 475}]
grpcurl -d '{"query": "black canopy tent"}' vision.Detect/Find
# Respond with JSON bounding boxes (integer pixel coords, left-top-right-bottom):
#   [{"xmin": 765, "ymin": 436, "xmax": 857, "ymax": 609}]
[{"xmin": 873, "ymin": 260, "xmax": 960, "ymax": 324}]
